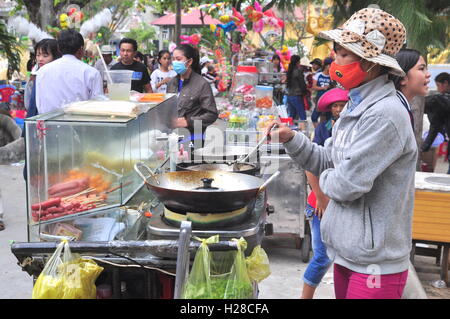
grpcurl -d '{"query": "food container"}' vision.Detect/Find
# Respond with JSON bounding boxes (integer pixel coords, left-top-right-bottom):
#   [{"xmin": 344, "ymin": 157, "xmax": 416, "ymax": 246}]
[
  {"xmin": 234, "ymin": 66, "xmax": 258, "ymax": 94},
  {"xmin": 255, "ymin": 86, "xmax": 273, "ymax": 109},
  {"xmin": 108, "ymin": 70, "xmax": 133, "ymax": 100},
  {"xmin": 254, "ymin": 59, "xmax": 273, "ymax": 73}
]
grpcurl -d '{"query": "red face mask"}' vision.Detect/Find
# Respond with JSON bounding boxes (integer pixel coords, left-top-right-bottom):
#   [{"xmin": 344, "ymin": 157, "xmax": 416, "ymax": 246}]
[{"xmin": 329, "ymin": 61, "xmax": 367, "ymax": 90}]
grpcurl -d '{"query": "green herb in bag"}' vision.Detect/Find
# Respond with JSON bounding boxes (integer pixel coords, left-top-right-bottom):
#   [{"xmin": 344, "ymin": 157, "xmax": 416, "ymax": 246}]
[{"xmin": 182, "ymin": 236, "xmax": 253, "ymax": 299}]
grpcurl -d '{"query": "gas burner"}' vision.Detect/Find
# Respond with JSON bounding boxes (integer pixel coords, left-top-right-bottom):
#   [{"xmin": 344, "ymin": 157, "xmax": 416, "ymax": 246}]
[
  {"xmin": 162, "ymin": 204, "xmax": 250, "ymax": 230},
  {"xmin": 146, "ymin": 191, "xmax": 268, "ymax": 257}
]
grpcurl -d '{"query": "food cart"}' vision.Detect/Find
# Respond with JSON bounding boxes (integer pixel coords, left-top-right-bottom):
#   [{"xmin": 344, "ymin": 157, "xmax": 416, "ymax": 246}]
[
  {"xmin": 10, "ymin": 94, "xmax": 275, "ymax": 298},
  {"xmin": 411, "ymin": 172, "xmax": 450, "ymax": 285}
]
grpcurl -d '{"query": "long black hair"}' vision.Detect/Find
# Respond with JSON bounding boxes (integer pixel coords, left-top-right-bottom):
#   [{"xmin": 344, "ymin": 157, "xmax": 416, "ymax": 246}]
[
  {"xmin": 390, "ymin": 49, "xmax": 422, "ymax": 90},
  {"xmin": 286, "ymin": 55, "xmax": 301, "ymax": 89},
  {"xmin": 272, "ymin": 54, "xmax": 281, "ymax": 72},
  {"xmin": 174, "ymin": 44, "xmax": 201, "ymax": 74},
  {"xmin": 35, "ymin": 39, "xmax": 61, "ymax": 60}
]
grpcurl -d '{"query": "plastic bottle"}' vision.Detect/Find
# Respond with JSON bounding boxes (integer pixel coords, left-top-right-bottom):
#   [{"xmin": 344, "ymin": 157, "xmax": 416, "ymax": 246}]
[
  {"xmin": 230, "ymin": 110, "xmax": 241, "ymax": 130},
  {"xmin": 168, "ymin": 133, "xmax": 178, "ymax": 172},
  {"xmin": 249, "ymin": 109, "xmax": 259, "ymax": 130}
]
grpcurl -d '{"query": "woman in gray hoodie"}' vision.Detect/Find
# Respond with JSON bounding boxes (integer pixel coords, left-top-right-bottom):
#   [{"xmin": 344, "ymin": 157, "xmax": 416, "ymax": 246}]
[{"xmin": 268, "ymin": 8, "xmax": 418, "ymax": 299}]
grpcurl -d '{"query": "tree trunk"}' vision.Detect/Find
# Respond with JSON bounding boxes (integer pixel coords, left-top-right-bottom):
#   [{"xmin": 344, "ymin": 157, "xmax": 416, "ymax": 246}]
[
  {"xmin": 199, "ymin": 8, "xmax": 205, "ymax": 26},
  {"xmin": 175, "ymin": 0, "xmax": 181, "ymax": 45},
  {"xmin": 411, "ymin": 96, "xmax": 425, "ymax": 171},
  {"xmin": 39, "ymin": 0, "xmax": 55, "ymax": 29},
  {"xmin": 23, "ymin": 0, "xmax": 41, "ymax": 28}
]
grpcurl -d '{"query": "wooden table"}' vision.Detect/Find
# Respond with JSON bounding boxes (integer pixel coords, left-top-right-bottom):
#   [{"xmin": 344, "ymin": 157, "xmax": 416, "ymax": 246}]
[{"xmin": 412, "ymin": 172, "xmax": 450, "ymax": 284}]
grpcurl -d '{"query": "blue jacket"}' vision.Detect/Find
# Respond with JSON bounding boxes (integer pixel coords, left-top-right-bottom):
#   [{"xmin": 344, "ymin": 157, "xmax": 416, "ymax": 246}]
[{"xmin": 313, "ymin": 119, "xmax": 332, "ymax": 146}]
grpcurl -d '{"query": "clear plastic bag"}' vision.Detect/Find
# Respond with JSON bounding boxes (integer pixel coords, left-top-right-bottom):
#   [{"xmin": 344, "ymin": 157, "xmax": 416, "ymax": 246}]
[
  {"xmin": 32, "ymin": 240, "xmax": 103, "ymax": 299},
  {"xmin": 246, "ymin": 245, "xmax": 271, "ymax": 283},
  {"xmin": 182, "ymin": 236, "xmax": 253, "ymax": 299}
]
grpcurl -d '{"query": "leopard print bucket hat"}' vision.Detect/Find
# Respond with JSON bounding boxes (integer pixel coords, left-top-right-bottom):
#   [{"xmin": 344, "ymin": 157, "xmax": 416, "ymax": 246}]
[{"xmin": 318, "ymin": 7, "xmax": 407, "ymax": 77}]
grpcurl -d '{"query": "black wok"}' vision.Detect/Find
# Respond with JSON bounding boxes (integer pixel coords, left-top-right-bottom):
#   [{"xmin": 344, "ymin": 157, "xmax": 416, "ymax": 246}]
[
  {"xmin": 176, "ymin": 162, "xmax": 260, "ymax": 176},
  {"xmin": 135, "ymin": 163, "xmax": 279, "ymax": 213}
]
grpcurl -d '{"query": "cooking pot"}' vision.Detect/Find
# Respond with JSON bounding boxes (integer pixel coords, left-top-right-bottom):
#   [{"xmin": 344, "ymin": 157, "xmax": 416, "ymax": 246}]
[
  {"xmin": 193, "ymin": 145, "xmax": 258, "ymax": 161},
  {"xmin": 134, "ymin": 162, "xmax": 279, "ymax": 213},
  {"xmin": 176, "ymin": 162, "xmax": 260, "ymax": 175}
]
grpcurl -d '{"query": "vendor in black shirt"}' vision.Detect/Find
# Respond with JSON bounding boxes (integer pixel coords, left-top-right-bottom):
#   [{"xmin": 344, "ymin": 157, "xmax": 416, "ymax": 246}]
[{"xmin": 110, "ymin": 38, "xmax": 152, "ymax": 93}]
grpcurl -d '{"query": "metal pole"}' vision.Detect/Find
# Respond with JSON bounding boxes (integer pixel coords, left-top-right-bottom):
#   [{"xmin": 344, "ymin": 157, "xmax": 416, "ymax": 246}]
[{"xmin": 174, "ymin": 221, "xmax": 192, "ymax": 299}]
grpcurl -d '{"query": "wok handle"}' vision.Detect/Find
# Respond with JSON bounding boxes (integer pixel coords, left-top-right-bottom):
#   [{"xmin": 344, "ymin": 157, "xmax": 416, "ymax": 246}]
[
  {"xmin": 258, "ymin": 170, "xmax": 280, "ymax": 193},
  {"xmin": 134, "ymin": 162, "xmax": 160, "ymax": 185}
]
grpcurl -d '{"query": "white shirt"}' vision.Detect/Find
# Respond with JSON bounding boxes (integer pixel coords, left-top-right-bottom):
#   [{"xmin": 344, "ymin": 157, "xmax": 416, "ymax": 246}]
[
  {"xmin": 36, "ymin": 55, "xmax": 103, "ymax": 114},
  {"xmin": 150, "ymin": 68, "xmax": 177, "ymax": 93}
]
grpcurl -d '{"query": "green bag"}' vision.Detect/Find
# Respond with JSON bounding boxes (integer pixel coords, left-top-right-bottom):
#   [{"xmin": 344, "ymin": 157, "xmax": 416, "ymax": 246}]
[{"xmin": 182, "ymin": 236, "xmax": 254, "ymax": 299}]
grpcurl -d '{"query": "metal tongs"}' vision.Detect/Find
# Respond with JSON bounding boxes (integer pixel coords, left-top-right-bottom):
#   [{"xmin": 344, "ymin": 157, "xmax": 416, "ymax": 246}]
[
  {"xmin": 231, "ymin": 124, "xmax": 278, "ymax": 169},
  {"xmin": 134, "ymin": 162, "xmax": 161, "ymax": 185}
]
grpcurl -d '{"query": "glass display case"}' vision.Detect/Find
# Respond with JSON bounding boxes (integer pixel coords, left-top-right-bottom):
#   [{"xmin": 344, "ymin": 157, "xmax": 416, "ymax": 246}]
[{"xmin": 24, "ymin": 96, "xmax": 177, "ymax": 242}]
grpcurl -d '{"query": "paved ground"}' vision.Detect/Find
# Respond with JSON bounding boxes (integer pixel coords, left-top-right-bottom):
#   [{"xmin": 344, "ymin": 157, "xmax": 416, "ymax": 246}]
[
  {"xmin": 0, "ymin": 157, "xmax": 449, "ymax": 299},
  {"xmin": 0, "ymin": 164, "xmax": 33, "ymax": 298}
]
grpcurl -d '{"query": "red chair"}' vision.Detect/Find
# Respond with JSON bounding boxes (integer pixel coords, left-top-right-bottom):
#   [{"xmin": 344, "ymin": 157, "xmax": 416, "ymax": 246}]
[{"xmin": 0, "ymin": 86, "xmax": 16, "ymax": 103}]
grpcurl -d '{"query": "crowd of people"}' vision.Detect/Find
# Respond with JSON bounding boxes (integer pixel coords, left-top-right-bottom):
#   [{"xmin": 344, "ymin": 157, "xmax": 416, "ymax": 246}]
[{"xmin": 22, "ymin": 29, "xmax": 219, "ymax": 142}]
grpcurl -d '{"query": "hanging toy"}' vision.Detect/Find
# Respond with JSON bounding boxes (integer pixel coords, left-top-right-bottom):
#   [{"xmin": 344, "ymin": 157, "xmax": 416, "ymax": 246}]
[
  {"xmin": 276, "ymin": 45, "xmax": 292, "ymax": 72},
  {"xmin": 180, "ymin": 33, "xmax": 201, "ymax": 46},
  {"xmin": 217, "ymin": 21, "xmax": 236, "ymax": 34},
  {"xmin": 245, "ymin": 4, "xmax": 263, "ymax": 23},
  {"xmin": 66, "ymin": 7, "xmax": 84, "ymax": 26},
  {"xmin": 219, "ymin": 15, "xmax": 231, "ymax": 23},
  {"xmin": 169, "ymin": 42, "xmax": 177, "ymax": 53},
  {"xmin": 263, "ymin": 9, "xmax": 284, "ymax": 29},
  {"xmin": 232, "ymin": 8, "xmax": 245, "ymax": 26},
  {"xmin": 245, "ymin": 2, "xmax": 265, "ymax": 32},
  {"xmin": 245, "ymin": 2, "xmax": 285, "ymax": 33},
  {"xmin": 59, "ymin": 13, "xmax": 70, "ymax": 29}
]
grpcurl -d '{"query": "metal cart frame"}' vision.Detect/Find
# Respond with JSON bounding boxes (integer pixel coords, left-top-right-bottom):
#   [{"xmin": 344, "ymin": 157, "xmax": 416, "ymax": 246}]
[{"xmin": 11, "ymin": 221, "xmax": 246, "ymax": 299}]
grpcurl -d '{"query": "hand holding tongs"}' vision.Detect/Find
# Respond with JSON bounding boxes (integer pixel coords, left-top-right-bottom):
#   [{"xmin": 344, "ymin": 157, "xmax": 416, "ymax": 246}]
[{"xmin": 235, "ymin": 123, "xmax": 278, "ymax": 165}]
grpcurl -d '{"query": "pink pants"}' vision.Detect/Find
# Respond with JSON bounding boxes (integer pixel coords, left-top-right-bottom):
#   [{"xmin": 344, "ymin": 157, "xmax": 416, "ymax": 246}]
[{"xmin": 333, "ymin": 264, "xmax": 408, "ymax": 299}]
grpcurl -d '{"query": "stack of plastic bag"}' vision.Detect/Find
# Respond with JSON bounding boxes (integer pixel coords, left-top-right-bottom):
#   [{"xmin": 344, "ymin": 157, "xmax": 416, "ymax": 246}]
[{"xmin": 32, "ymin": 240, "xmax": 103, "ymax": 299}]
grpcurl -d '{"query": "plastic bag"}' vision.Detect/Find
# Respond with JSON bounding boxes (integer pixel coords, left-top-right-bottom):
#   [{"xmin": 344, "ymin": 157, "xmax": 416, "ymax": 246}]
[
  {"xmin": 182, "ymin": 236, "xmax": 253, "ymax": 299},
  {"xmin": 32, "ymin": 240, "xmax": 103, "ymax": 299},
  {"xmin": 246, "ymin": 245, "xmax": 271, "ymax": 283}
]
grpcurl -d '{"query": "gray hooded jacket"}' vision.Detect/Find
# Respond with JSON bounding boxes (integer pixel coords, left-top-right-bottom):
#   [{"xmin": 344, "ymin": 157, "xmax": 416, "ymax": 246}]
[{"xmin": 285, "ymin": 75, "xmax": 417, "ymax": 274}]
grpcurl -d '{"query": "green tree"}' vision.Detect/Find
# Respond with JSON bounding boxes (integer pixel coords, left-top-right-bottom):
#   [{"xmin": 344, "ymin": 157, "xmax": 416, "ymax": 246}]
[
  {"xmin": 0, "ymin": 21, "xmax": 22, "ymax": 79},
  {"xmin": 331, "ymin": 0, "xmax": 450, "ymax": 55},
  {"xmin": 12, "ymin": 0, "xmax": 92, "ymax": 29},
  {"xmin": 125, "ymin": 23, "xmax": 157, "ymax": 52},
  {"xmin": 13, "ymin": 0, "xmax": 155, "ymax": 34}
]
